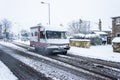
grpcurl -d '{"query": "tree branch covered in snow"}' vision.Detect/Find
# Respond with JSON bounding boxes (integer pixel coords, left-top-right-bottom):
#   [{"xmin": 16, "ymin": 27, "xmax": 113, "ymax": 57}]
[
  {"xmin": 68, "ymin": 19, "xmax": 90, "ymax": 34},
  {"xmin": 1, "ymin": 19, "xmax": 12, "ymax": 33}
]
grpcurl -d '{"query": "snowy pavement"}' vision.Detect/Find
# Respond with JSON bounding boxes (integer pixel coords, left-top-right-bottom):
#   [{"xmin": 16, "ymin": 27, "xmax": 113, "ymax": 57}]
[
  {"xmin": 68, "ymin": 45, "xmax": 120, "ymax": 63},
  {"xmin": 0, "ymin": 60, "xmax": 18, "ymax": 80}
]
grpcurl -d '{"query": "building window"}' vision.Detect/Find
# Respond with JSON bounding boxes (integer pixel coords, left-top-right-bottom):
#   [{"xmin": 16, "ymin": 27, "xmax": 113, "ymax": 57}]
[
  {"xmin": 35, "ymin": 32, "xmax": 37, "ymax": 36},
  {"xmin": 116, "ymin": 18, "xmax": 120, "ymax": 25},
  {"xmin": 117, "ymin": 34, "xmax": 120, "ymax": 37}
]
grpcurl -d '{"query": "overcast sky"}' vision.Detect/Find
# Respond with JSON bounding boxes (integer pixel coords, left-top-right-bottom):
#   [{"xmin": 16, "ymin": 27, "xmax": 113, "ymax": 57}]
[{"xmin": 0, "ymin": 0, "xmax": 120, "ymax": 33}]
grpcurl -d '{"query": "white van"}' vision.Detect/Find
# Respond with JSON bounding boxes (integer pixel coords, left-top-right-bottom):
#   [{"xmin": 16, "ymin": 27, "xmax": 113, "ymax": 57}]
[{"xmin": 30, "ymin": 25, "xmax": 70, "ymax": 55}]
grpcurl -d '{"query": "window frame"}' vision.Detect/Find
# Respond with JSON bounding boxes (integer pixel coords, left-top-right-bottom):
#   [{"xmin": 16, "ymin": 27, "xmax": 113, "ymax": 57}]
[
  {"xmin": 116, "ymin": 33, "xmax": 120, "ymax": 37},
  {"xmin": 116, "ymin": 18, "xmax": 120, "ymax": 25},
  {"xmin": 34, "ymin": 32, "xmax": 37, "ymax": 36}
]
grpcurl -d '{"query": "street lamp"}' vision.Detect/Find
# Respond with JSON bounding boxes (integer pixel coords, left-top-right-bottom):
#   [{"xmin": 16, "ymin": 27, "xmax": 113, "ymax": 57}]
[{"xmin": 41, "ymin": 2, "xmax": 50, "ymax": 25}]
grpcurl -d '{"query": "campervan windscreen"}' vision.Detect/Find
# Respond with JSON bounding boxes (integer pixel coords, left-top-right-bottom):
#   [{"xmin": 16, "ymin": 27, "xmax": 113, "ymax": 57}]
[{"xmin": 46, "ymin": 31, "xmax": 66, "ymax": 39}]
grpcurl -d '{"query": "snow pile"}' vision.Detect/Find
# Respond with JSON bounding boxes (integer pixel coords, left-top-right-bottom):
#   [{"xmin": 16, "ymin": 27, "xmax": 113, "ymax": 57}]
[
  {"xmin": 112, "ymin": 37, "xmax": 120, "ymax": 43},
  {"xmin": 0, "ymin": 60, "xmax": 18, "ymax": 80}
]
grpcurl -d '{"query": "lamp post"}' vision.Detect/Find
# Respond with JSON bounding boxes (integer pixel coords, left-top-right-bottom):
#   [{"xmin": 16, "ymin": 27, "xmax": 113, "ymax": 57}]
[{"xmin": 41, "ymin": 2, "xmax": 50, "ymax": 25}]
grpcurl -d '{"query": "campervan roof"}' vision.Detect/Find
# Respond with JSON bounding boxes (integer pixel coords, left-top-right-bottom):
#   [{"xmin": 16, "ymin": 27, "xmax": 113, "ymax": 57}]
[
  {"xmin": 30, "ymin": 25, "xmax": 67, "ymax": 32},
  {"xmin": 43, "ymin": 25, "xmax": 67, "ymax": 32}
]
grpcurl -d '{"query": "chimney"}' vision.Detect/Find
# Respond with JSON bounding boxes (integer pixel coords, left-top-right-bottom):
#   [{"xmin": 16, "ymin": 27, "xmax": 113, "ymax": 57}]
[{"xmin": 98, "ymin": 19, "xmax": 102, "ymax": 31}]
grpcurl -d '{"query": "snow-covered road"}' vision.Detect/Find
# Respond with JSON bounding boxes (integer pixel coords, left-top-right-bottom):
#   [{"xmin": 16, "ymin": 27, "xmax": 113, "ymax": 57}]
[
  {"xmin": 14, "ymin": 40, "xmax": 120, "ymax": 63},
  {"xmin": 0, "ymin": 41, "xmax": 83, "ymax": 80},
  {"xmin": 0, "ymin": 40, "xmax": 120, "ymax": 80}
]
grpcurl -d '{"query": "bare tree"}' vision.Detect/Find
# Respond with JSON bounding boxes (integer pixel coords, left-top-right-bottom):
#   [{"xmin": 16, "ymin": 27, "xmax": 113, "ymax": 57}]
[
  {"xmin": 1, "ymin": 19, "xmax": 12, "ymax": 39},
  {"xmin": 68, "ymin": 19, "xmax": 90, "ymax": 34},
  {"xmin": 20, "ymin": 29, "xmax": 30, "ymax": 41},
  {"xmin": 2, "ymin": 19, "xmax": 11, "ymax": 32}
]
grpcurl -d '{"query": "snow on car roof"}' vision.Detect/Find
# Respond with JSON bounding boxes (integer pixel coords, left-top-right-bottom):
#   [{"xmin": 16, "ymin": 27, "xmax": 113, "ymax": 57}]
[
  {"xmin": 112, "ymin": 37, "xmax": 120, "ymax": 43},
  {"xmin": 73, "ymin": 33, "xmax": 98, "ymax": 38},
  {"xmin": 73, "ymin": 33, "xmax": 85, "ymax": 37},
  {"xmin": 85, "ymin": 34, "xmax": 99, "ymax": 38},
  {"xmin": 94, "ymin": 31, "xmax": 107, "ymax": 35}
]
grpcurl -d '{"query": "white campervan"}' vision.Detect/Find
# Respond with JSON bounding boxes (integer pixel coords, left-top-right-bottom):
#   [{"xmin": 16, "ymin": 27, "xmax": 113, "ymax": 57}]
[{"xmin": 30, "ymin": 25, "xmax": 70, "ymax": 55}]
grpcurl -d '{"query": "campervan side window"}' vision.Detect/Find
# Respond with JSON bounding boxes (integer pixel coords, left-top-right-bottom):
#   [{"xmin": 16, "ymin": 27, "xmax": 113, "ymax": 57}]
[
  {"xmin": 40, "ymin": 31, "xmax": 45, "ymax": 39},
  {"xmin": 31, "ymin": 33, "xmax": 33, "ymax": 36},
  {"xmin": 35, "ymin": 32, "xmax": 37, "ymax": 36}
]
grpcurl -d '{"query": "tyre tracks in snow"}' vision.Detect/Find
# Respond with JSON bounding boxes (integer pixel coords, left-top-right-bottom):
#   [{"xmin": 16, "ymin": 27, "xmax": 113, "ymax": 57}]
[
  {"xmin": 0, "ymin": 45, "xmax": 52, "ymax": 80},
  {"xmin": 1, "ymin": 41, "xmax": 120, "ymax": 80}
]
